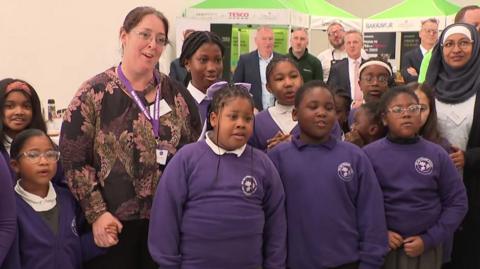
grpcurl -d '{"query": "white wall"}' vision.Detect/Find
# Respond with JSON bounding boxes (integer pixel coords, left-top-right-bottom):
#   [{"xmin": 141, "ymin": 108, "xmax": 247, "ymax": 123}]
[{"xmin": 0, "ymin": 0, "xmax": 477, "ymax": 111}]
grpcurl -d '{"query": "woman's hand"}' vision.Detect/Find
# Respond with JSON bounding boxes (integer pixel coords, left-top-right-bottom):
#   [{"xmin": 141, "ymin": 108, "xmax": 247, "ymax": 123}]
[
  {"xmin": 450, "ymin": 146, "xmax": 465, "ymax": 169},
  {"xmin": 92, "ymin": 212, "xmax": 123, "ymax": 248}
]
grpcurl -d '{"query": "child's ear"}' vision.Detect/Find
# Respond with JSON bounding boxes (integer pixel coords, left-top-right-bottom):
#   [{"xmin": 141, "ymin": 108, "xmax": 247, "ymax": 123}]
[
  {"xmin": 381, "ymin": 113, "xmax": 388, "ymax": 126},
  {"xmin": 368, "ymin": 124, "xmax": 379, "ymax": 136},
  {"xmin": 266, "ymin": 82, "xmax": 273, "ymax": 94},
  {"xmin": 10, "ymin": 159, "xmax": 20, "ymax": 175},
  {"xmin": 292, "ymin": 108, "xmax": 298, "ymax": 122},
  {"xmin": 209, "ymin": 111, "xmax": 218, "ymax": 129}
]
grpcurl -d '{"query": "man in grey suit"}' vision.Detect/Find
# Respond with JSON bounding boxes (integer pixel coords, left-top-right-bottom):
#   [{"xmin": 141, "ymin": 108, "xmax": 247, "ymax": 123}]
[
  {"xmin": 401, "ymin": 18, "xmax": 438, "ymax": 83},
  {"xmin": 233, "ymin": 26, "xmax": 282, "ymax": 111}
]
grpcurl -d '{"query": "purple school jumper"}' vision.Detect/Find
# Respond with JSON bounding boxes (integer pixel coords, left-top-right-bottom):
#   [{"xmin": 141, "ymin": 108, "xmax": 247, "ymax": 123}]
[
  {"xmin": 250, "ymin": 109, "xmax": 342, "ymax": 150},
  {"xmin": 363, "ymin": 137, "xmax": 468, "ymax": 251},
  {"xmin": 3, "ymin": 185, "xmax": 103, "ymax": 269},
  {"xmin": 268, "ymin": 135, "xmax": 388, "ymax": 269},
  {"xmin": 249, "ymin": 109, "xmax": 300, "ymax": 150},
  {"xmin": 0, "ymin": 155, "xmax": 15, "ymax": 267},
  {"xmin": 148, "ymin": 140, "xmax": 286, "ymax": 269}
]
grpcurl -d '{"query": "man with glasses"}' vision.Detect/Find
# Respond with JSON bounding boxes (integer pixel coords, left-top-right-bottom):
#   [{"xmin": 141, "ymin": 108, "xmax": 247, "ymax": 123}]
[
  {"xmin": 401, "ymin": 18, "xmax": 438, "ymax": 83},
  {"xmin": 317, "ymin": 22, "xmax": 368, "ymax": 82}
]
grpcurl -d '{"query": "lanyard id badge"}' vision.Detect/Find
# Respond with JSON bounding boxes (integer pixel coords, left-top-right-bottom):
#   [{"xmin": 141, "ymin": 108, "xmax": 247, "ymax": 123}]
[{"xmin": 118, "ymin": 63, "xmax": 167, "ymax": 165}]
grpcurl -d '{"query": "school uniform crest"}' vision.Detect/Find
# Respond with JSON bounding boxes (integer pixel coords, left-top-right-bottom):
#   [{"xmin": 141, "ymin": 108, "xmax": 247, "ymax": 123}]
[
  {"xmin": 337, "ymin": 162, "xmax": 354, "ymax": 182},
  {"xmin": 71, "ymin": 217, "xmax": 78, "ymax": 236},
  {"xmin": 241, "ymin": 175, "xmax": 258, "ymax": 196},
  {"xmin": 415, "ymin": 157, "xmax": 433, "ymax": 175}
]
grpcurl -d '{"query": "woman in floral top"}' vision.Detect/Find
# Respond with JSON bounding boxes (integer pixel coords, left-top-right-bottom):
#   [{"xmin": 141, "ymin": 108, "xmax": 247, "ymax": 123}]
[{"xmin": 59, "ymin": 6, "xmax": 201, "ymax": 269}]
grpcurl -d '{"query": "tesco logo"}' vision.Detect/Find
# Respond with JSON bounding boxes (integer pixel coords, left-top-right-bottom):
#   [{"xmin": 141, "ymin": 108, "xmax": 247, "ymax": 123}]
[{"xmin": 229, "ymin": 12, "xmax": 249, "ymax": 19}]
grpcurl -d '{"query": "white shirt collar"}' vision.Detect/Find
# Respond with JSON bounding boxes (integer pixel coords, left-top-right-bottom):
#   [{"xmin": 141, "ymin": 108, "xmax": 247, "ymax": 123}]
[
  {"xmin": 205, "ymin": 131, "xmax": 247, "ymax": 157},
  {"xmin": 15, "ymin": 180, "xmax": 57, "ymax": 212},
  {"xmin": 187, "ymin": 82, "xmax": 207, "ymax": 104},
  {"xmin": 258, "ymin": 51, "xmax": 274, "ymax": 61},
  {"xmin": 419, "ymin": 45, "xmax": 428, "ymax": 56},
  {"xmin": 3, "ymin": 135, "xmax": 12, "ymax": 156},
  {"xmin": 269, "ymin": 101, "xmax": 294, "ymax": 115},
  {"xmin": 348, "ymin": 56, "xmax": 362, "ymax": 63}
]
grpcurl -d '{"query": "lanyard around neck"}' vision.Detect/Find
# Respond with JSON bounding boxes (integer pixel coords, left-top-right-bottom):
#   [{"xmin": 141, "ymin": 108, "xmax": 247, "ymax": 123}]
[{"xmin": 117, "ymin": 63, "xmax": 161, "ymax": 136}]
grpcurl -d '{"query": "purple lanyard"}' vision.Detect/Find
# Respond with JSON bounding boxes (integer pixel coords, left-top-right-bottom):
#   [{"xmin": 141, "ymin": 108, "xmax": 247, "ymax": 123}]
[{"xmin": 117, "ymin": 63, "xmax": 161, "ymax": 136}]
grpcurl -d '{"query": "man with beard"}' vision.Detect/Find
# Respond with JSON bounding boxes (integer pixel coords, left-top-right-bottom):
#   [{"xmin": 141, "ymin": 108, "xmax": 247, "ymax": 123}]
[{"xmin": 317, "ymin": 22, "xmax": 368, "ymax": 81}]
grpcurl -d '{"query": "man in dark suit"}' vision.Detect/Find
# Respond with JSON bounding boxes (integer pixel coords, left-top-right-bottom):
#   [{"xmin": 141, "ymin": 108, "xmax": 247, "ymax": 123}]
[
  {"xmin": 327, "ymin": 30, "xmax": 366, "ymax": 107},
  {"xmin": 233, "ymin": 26, "xmax": 282, "ymax": 111},
  {"xmin": 401, "ymin": 18, "xmax": 438, "ymax": 83}
]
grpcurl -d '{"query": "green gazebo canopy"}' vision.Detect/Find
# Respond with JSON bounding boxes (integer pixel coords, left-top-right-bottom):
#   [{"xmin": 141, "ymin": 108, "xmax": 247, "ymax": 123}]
[
  {"xmin": 288, "ymin": 0, "xmax": 357, "ymax": 18},
  {"xmin": 369, "ymin": 0, "xmax": 460, "ymax": 19}
]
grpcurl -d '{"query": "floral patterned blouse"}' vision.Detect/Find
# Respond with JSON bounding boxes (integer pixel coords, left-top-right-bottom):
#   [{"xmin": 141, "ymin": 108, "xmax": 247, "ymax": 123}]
[{"xmin": 60, "ymin": 66, "xmax": 201, "ymax": 223}]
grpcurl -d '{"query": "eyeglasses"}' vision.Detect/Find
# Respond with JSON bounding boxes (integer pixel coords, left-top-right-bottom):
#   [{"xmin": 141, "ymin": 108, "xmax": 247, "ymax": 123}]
[
  {"xmin": 387, "ymin": 105, "xmax": 422, "ymax": 115},
  {"xmin": 442, "ymin": 40, "xmax": 473, "ymax": 50},
  {"xmin": 360, "ymin": 75, "xmax": 389, "ymax": 84},
  {"xmin": 133, "ymin": 30, "xmax": 168, "ymax": 46},
  {"xmin": 17, "ymin": 150, "xmax": 60, "ymax": 163},
  {"xmin": 328, "ymin": 29, "xmax": 344, "ymax": 37}
]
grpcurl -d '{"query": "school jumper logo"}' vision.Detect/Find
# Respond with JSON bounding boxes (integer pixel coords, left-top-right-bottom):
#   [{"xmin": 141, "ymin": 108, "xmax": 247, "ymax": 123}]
[
  {"xmin": 415, "ymin": 157, "xmax": 433, "ymax": 175},
  {"xmin": 241, "ymin": 175, "xmax": 258, "ymax": 196},
  {"xmin": 337, "ymin": 162, "xmax": 354, "ymax": 182}
]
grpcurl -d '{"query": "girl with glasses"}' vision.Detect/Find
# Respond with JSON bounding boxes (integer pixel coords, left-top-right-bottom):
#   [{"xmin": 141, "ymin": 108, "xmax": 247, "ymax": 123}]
[
  {"xmin": 363, "ymin": 87, "xmax": 468, "ymax": 269},
  {"xmin": 3, "ymin": 129, "xmax": 108, "ymax": 269}
]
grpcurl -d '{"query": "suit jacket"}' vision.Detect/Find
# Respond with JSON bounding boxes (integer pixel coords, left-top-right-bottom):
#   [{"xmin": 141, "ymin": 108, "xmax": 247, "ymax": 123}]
[
  {"xmin": 169, "ymin": 58, "xmax": 188, "ymax": 86},
  {"xmin": 233, "ymin": 50, "xmax": 283, "ymax": 111},
  {"xmin": 328, "ymin": 58, "xmax": 353, "ymax": 97},
  {"xmin": 401, "ymin": 47, "xmax": 423, "ymax": 83}
]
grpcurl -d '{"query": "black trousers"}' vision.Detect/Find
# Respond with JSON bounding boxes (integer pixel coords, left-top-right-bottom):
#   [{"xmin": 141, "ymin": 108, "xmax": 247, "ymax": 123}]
[{"xmin": 85, "ymin": 219, "xmax": 157, "ymax": 269}]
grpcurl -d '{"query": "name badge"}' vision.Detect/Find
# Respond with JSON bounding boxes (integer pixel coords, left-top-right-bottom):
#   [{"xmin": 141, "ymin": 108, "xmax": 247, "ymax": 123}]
[{"xmin": 156, "ymin": 149, "xmax": 168, "ymax": 165}]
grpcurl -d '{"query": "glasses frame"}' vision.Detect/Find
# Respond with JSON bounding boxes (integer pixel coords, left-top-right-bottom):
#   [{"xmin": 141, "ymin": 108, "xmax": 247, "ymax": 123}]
[
  {"xmin": 360, "ymin": 74, "xmax": 389, "ymax": 84},
  {"xmin": 17, "ymin": 150, "xmax": 60, "ymax": 164},
  {"xmin": 132, "ymin": 30, "xmax": 168, "ymax": 46},
  {"xmin": 386, "ymin": 105, "xmax": 422, "ymax": 116},
  {"xmin": 441, "ymin": 39, "xmax": 474, "ymax": 50}
]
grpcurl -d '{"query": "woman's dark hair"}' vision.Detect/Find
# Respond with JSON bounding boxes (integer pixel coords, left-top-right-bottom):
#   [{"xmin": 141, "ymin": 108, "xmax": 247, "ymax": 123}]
[
  {"xmin": 121, "ymin": 6, "xmax": 169, "ymax": 37},
  {"xmin": 359, "ymin": 56, "xmax": 396, "ymax": 87},
  {"xmin": 10, "ymin": 128, "xmax": 54, "ymax": 160},
  {"xmin": 405, "ymin": 82, "xmax": 444, "ymax": 144},
  {"xmin": 0, "ymin": 78, "xmax": 47, "ymax": 149},
  {"xmin": 265, "ymin": 56, "xmax": 300, "ymax": 84},
  {"xmin": 179, "ymin": 31, "xmax": 226, "ymax": 87},
  {"xmin": 294, "ymin": 80, "xmax": 333, "ymax": 108},
  {"xmin": 378, "ymin": 85, "xmax": 419, "ymax": 115}
]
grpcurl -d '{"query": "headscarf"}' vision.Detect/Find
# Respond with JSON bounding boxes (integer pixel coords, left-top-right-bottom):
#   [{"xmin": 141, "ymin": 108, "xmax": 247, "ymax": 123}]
[{"xmin": 425, "ymin": 23, "xmax": 480, "ymax": 104}]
